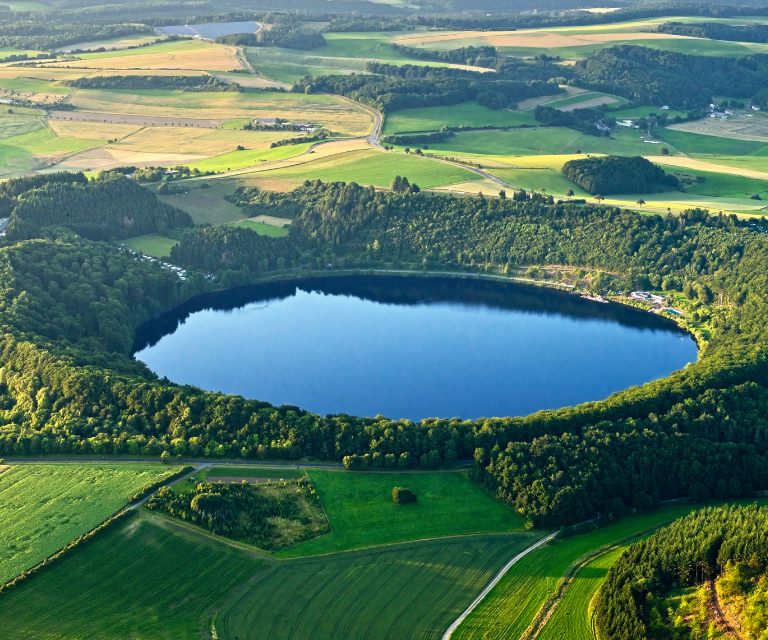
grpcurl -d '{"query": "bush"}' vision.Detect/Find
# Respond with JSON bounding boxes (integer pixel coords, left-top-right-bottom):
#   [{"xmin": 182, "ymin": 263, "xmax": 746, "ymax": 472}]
[{"xmin": 392, "ymin": 487, "xmax": 417, "ymax": 504}]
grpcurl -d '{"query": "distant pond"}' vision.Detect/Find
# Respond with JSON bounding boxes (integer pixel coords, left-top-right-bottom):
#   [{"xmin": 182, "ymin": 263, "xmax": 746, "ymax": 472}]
[{"xmin": 134, "ymin": 275, "xmax": 698, "ymax": 421}]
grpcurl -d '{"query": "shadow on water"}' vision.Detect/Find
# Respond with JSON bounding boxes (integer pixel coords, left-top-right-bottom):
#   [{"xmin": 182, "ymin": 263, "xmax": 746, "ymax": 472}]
[{"xmin": 133, "ymin": 275, "xmax": 690, "ymax": 353}]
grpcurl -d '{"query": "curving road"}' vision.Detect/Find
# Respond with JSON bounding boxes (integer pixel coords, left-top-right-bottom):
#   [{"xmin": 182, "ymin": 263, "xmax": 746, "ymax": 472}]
[{"xmin": 442, "ymin": 532, "xmax": 558, "ymax": 639}]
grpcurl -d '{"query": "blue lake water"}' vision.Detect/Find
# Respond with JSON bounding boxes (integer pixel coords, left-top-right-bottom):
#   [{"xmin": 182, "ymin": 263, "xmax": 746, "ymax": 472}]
[{"xmin": 134, "ymin": 276, "xmax": 698, "ymax": 421}]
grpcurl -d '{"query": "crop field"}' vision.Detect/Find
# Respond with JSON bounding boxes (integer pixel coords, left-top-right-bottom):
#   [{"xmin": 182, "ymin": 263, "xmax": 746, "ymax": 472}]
[
  {"xmin": 488, "ymin": 167, "xmax": 587, "ymax": 196},
  {"xmin": 218, "ymin": 532, "xmax": 541, "ymax": 640},
  {"xmin": 382, "ymin": 103, "xmax": 537, "ymax": 134},
  {"xmin": 678, "ymin": 167, "xmax": 768, "ymax": 198},
  {"xmin": 452, "ymin": 502, "xmax": 725, "ymax": 640},
  {"xmin": 536, "ymin": 546, "xmax": 628, "ymax": 640},
  {"xmin": 0, "ymin": 118, "xmax": 43, "ymax": 139},
  {"xmin": 279, "ymin": 470, "xmax": 525, "ymax": 558},
  {"xmin": 67, "ymin": 89, "xmax": 373, "ymax": 136},
  {"xmin": 124, "ymin": 234, "xmax": 178, "ymax": 258},
  {"xmin": 542, "ymin": 91, "xmax": 627, "ymax": 110},
  {"xmin": 0, "ymin": 512, "xmax": 263, "ymax": 639},
  {"xmin": 255, "ymin": 148, "xmax": 480, "ymax": 189},
  {"xmin": 0, "ymin": 463, "xmax": 174, "ymax": 585},
  {"xmin": 652, "ymin": 155, "xmax": 768, "ymax": 180},
  {"xmin": 660, "ymin": 127, "xmax": 768, "ymax": 155},
  {"xmin": 186, "ymin": 142, "xmax": 313, "ymax": 173},
  {"xmin": 48, "ymin": 120, "xmax": 142, "ymax": 140}
]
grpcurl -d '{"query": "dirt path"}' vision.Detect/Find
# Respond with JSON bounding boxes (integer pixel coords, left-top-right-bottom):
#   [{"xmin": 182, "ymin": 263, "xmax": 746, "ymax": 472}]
[{"xmin": 710, "ymin": 580, "xmax": 746, "ymax": 640}]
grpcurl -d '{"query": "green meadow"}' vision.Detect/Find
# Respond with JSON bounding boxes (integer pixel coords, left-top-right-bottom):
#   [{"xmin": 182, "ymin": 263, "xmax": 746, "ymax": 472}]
[
  {"xmin": 256, "ymin": 149, "xmax": 480, "ymax": 189},
  {"xmin": 0, "ymin": 512, "xmax": 263, "ymax": 639},
  {"xmin": 124, "ymin": 234, "xmax": 178, "ymax": 258},
  {"xmin": 185, "ymin": 142, "xmax": 312, "ymax": 173},
  {"xmin": 659, "ymin": 128, "xmax": 768, "ymax": 156},
  {"xmin": 279, "ymin": 470, "xmax": 525, "ymax": 558},
  {"xmin": 232, "ymin": 218, "xmax": 290, "ymax": 237},
  {"xmin": 382, "ymin": 102, "xmax": 538, "ymax": 134},
  {"xmin": 0, "ymin": 464, "xmax": 174, "ymax": 585}
]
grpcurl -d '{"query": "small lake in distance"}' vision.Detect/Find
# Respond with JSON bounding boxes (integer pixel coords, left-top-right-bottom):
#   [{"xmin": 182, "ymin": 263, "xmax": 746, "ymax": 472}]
[{"xmin": 134, "ymin": 276, "xmax": 698, "ymax": 421}]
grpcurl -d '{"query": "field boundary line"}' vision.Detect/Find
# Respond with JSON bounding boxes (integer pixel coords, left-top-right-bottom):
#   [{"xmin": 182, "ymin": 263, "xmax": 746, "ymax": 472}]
[{"xmin": 442, "ymin": 532, "xmax": 557, "ymax": 640}]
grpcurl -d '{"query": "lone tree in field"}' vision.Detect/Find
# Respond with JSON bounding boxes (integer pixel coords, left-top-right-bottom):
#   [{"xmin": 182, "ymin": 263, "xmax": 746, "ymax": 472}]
[
  {"xmin": 636, "ymin": 199, "xmax": 646, "ymax": 206},
  {"xmin": 392, "ymin": 487, "xmax": 417, "ymax": 504},
  {"xmin": 161, "ymin": 451, "xmax": 171, "ymax": 464},
  {"xmin": 595, "ymin": 194, "xmax": 605, "ymax": 203},
  {"xmin": 566, "ymin": 189, "xmax": 574, "ymax": 199},
  {"xmin": 660, "ymin": 146, "xmax": 670, "ymax": 155}
]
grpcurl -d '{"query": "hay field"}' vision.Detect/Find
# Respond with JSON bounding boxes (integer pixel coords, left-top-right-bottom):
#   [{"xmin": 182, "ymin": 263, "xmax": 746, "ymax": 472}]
[
  {"xmin": 0, "ymin": 463, "xmax": 174, "ymax": 585},
  {"xmin": 431, "ymin": 179, "xmax": 506, "ymax": 196},
  {"xmin": 53, "ymin": 147, "xmax": 206, "ymax": 171},
  {"xmin": 109, "ymin": 127, "xmax": 295, "ymax": 156},
  {"xmin": 228, "ymin": 138, "xmax": 370, "ymax": 176},
  {"xmin": 48, "ymin": 120, "xmax": 142, "ymax": 140},
  {"xmin": 67, "ymin": 91, "xmax": 372, "ymax": 136},
  {"xmin": 219, "ymin": 533, "xmax": 541, "ymax": 640},
  {"xmin": 124, "ymin": 235, "xmax": 178, "ymax": 258},
  {"xmin": 667, "ymin": 115, "xmax": 768, "ymax": 143},
  {"xmin": 50, "ymin": 39, "xmax": 241, "ymax": 72},
  {"xmin": 651, "ymin": 155, "xmax": 768, "ymax": 180}
]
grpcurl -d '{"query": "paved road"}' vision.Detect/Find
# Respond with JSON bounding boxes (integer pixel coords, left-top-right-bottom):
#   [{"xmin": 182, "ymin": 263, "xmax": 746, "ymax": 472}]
[
  {"xmin": 128, "ymin": 462, "xmax": 211, "ymax": 509},
  {"xmin": 442, "ymin": 532, "xmax": 558, "ymax": 639}
]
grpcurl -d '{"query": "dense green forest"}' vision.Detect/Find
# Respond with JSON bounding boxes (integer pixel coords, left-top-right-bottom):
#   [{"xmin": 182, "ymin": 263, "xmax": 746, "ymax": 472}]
[
  {"xmin": 0, "ymin": 21, "xmax": 151, "ymax": 50},
  {"xmin": 561, "ymin": 156, "xmax": 680, "ymax": 195},
  {"xmin": 216, "ymin": 15, "xmax": 325, "ymax": 50},
  {"xmin": 67, "ymin": 75, "xmax": 240, "ymax": 92},
  {"xmin": 594, "ymin": 504, "xmax": 768, "ymax": 640},
  {"xmin": 574, "ymin": 45, "xmax": 768, "ymax": 108},
  {"xmin": 656, "ymin": 20, "xmax": 768, "ymax": 43},
  {"xmin": 534, "ymin": 105, "xmax": 609, "ymax": 136},
  {"xmin": 3, "ymin": 176, "xmax": 768, "ymax": 526},
  {"xmin": 5, "ymin": 174, "xmax": 192, "ymax": 241},
  {"xmin": 293, "ymin": 63, "xmax": 563, "ymax": 113}
]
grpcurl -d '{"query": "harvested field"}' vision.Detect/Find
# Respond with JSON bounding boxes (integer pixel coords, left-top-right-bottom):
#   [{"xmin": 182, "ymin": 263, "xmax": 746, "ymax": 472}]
[
  {"xmin": 393, "ymin": 29, "xmax": 686, "ymax": 49},
  {"xmin": 667, "ymin": 115, "xmax": 768, "ymax": 143},
  {"xmin": 229, "ymin": 138, "xmax": 370, "ymax": 176},
  {"xmin": 48, "ymin": 120, "xmax": 141, "ymax": 140},
  {"xmin": 214, "ymin": 73, "xmax": 291, "ymax": 90},
  {"xmin": 432, "ymin": 179, "xmax": 505, "ymax": 196},
  {"xmin": 53, "ymin": 147, "xmax": 206, "ymax": 171},
  {"xmin": 55, "ymin": 35, "xmax": 162, "ymax": 52},
  {"xmin": 558, "ymin": 95, "xmax": 618, "ymax": 110},
  {"xmin": 651, "ymin": 155, "xmax": 768, "ymax": 180},
  {"xmin": 516, "ymin": 86, "xmax": 585, "ymax": 111},
  {"xmin": 48, "ymin": 110, "xmax": 226, "ymax": 128},
  {"xmin": 112, "ymin": 127, "xmax": 295, "ymax": 155}
]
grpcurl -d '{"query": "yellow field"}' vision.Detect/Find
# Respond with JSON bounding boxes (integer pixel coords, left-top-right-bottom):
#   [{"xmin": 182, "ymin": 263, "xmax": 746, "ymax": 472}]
[
  {"xmin": 651, "ymin": 155, "xmax": 768, "ymax": 180},
  {"xmin": 230, "ymin": 138, "xmax": 370, "ymax": 176},
  {"xmin": 54, "ymin": 147, "xmax": 208, "ymax": 171},
  {"xmin": 67, "ymin": 92, "xmax": 373, "ymax": 136},
  {"xmin": 48, "ymin": 43, "xmax": 240, "ymax": 72},
  {"xmin": 110, "ymin": 127, "xmax": 297, "ymax": 155},
  {"xmin": 394, "ymin": 30, "xmax": 686, "ymax": 49},
  {"xmin": 0, "ymin": 68, "xmax": 85, "ymax": 82},
  {"xmin": 48, "ymin": 120, "xmax": 141, "ymax": 140},
  {"xmin": 431, "ymin": 179, "xmax": 504, "ymax": 195}
]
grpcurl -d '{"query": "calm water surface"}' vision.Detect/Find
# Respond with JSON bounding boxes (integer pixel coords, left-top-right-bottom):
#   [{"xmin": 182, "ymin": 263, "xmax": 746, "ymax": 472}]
[{"xmin": 134, "ymin": 276, "xmax": 698, "ymax": 421}]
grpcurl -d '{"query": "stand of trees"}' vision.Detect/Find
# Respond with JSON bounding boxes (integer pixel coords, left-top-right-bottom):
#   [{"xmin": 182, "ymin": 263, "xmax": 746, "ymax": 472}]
[
  {"xmin": 657, "ymin": 21, "xmax": 768, "ymax": 43},
  {"xmin": 533, "ymin": 105, "xmax": 610, "ymax": 136},
  {"xmin": 561, "ymin": 156, "xmax": 680, "ymax": 195},
  {"xmin": 2, "ymin": 177, "xmax": 768, "ymax": 527},
  {"xmin": 574, "ymin": 45, "xmax": 768, "ymax": 109},
  {"xmin": 67, "ymin": 75, "xmax": 240, "ymax": 92},
  {"xmin": 390, "ymin": 44, "xmax": 497, "ymax": 68},
  {"xmin": 293, "ymin": 63, "xmax": 563, "ymax": 113},
  {"xmin": 216, "ymin": 15, "xmax": 325, "ymax": 50},
  {"xmin": 0, "ymin": 21, "xmax": 151, "ymax": 50},
  {"xmin": 594, "ymin": 504, "xmax": 768, "ymax": 640}
]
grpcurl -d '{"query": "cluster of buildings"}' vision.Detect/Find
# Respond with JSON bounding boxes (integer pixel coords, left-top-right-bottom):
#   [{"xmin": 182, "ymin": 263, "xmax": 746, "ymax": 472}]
[
  {"xmin": 120, "ymin": 245, "xmax": 188, "ymax": 280},
  {"xmin": 257, "ymin": 118, "xmax": 318, "ymax": 132}
]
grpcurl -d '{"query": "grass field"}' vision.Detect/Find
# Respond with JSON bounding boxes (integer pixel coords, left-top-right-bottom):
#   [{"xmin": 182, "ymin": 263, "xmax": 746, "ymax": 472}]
[
  {"xmin": 487, "ymin": 167, "xmax": 587, "ymax": 196},
  {"xmin": 185, "ymin": 142, "xmax": 312, "ymax": 173},
  {"xmin": 0, "ymin": 463, "xmax": 174, "ymax": 585},
  {"xmin": 233, "ymin": 219, "xmax": 291, "ymax": 237},
  {"xmin": 256, "ymin": 149, "xmax": 480, "ymax": 189},
  {"xmin": 204, "ymin": 466, "xmax": 306, "ymax": 479},
  {"xmin": 279, "ymin": 470, "xmax": 525, "ymax": 558},
  {"xmin": 124, "ymin": 234, "xmax": 178, "ymax": 258},
  {"xmin": 218, "ymin": 532, "xmax": 541, "ymax": 640},
  {"xmin": 680, "ymin": 167, "xmax": 768, "ymax": 197},
  {"xmin": 536, "ymin": 545, "xmax": 627, "ymax": 640},
  {"xmin": 158, "ymin": 178, "xmax": 247, "ymax": 225},
  {"xmin": 382, "ymin": 103, "xmax": 538, "ymax": 134},
  {"xmin": 0, "ymin": 511, "xmax": 263, "ymax": 639},
  {"xmin": 659, "ymin": 127, "xmax": 768, "ymax": 156}
]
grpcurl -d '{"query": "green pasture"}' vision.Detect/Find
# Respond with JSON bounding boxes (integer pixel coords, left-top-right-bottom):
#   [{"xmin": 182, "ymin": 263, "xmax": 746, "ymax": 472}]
[
  {"xmin": 0, "ymin": 117, "xmax": 43, "ymax": 139},
  {"xmin": 124, "ymin": 234, "xmax": 178, "ymax": 258},
  {"xmin": 678, "ymin": 167, "xmax": 768, "ymax": 198},
  {"xmin": 541, "ymin": 91, "xmax": 628, "ymax": 110},
  {"xmin": 454, "ymin": 498, "xmax": 768, "ymax": 640},
  {"xmin": 537, "ymin": 545, "xmax": 628, "ymax": 640},
  {"xmin": 659, "ymin": 128, "xmax": 768, "ymax": 156},
  {"xmin": 0, "ymin": 512, "xmax": 263, "ymax": 639},
  {"xmin": 279, "ymin": 470, "xmax": 525, "ymax": 558},
  {"xmin": 185, "ymin": 142, "xmax": 312, "ymax": 173},
  {"xmin": 233, "ymin": 218, "xmax": 290, "ymax": 237},
  {"xmin": 382, "ymin": 102, "xmax": 538, "ymax": 135},
  {"xmin": 692, "ymin": 154, "xmax": 768, "ymax": 173},
  {"xmin": 1, "ymin": 126, "xmax": 103, "ymax": 155},
  {"xmin": 0, "ymin": 77, "xmax": 68, "ymax": 95},
  {"xmin": 427, "ymin": 128, "xmax": 580, "ymax": 156},
  {"xmin": 158, "ymin": 178, "xmax": 246, "ymax": 225},
  {"xmin": 0, "ymin": 463, "xmax": 174, "ymax": 585},
  {"xmin": 488, "ymin": 167, "xmax": 587, "ymax": 196},
  {"xmin": 611, "ymin": 106, "xmax": 687, "ymax": 120},
  {"xmin": 256, "ymin": 148, "xmax": 480, "ymax": 189},
  {"xmin": 319, "ymin": 32, "xmax": 396, "ymax": 58},
  {"xmin": 0, "ymin": 142, "xmax": 35, "ymax": 176},
  {"xmin": 218, "ymin": 532, "xmax": 541, "ymax": 640}
]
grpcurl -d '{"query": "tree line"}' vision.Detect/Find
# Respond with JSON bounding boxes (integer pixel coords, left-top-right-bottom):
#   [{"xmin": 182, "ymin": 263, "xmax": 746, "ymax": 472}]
[
  {"xmin": 593, "ymin": 504, "xmax": 768, "ymax": 640},
  {"xmin": 67, "ymin": 75, "xmax": 240, "ymax": 92},
  {"xmin": 656, "ymin": 20, "xmax": 768, "ymax": 43}
]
